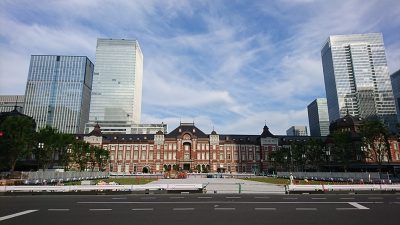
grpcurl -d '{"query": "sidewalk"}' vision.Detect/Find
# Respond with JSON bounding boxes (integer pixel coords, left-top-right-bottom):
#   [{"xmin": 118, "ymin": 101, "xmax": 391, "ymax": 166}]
[{"xmin": 146, "ymin": 176, "xmax": 285, "ymax": 194}]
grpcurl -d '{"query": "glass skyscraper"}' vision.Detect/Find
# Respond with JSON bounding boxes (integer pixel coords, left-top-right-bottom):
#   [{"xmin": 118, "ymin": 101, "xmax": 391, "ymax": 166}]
[
  {"xmin": 86, "ymin": 38, "xmax": 143, "ymax": 134},
  {"xmin": 307, "ymin": 98, "xmax": 330, "ymax": 136},
  {"xmin": 286, "ymin": 126, "xmax": 308, "ymax": 136},
  {"xmin": 321, "ymin": 33, "xmax": 397, "ymax": 133},
  {"xmin": 24, "ymin": 55, "xmax": 94, "ymax": 133},
  {"xmin": 391, "ymin": 69, "xmax": 400, "ymax": 122}
]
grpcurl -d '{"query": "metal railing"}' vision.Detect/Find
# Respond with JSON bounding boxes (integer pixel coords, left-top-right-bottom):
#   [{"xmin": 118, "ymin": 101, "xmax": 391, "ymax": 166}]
[
  {"xmin": 277, "ymin": 172, "xmax": 385, "ymax": 182},
  {"xmin": 0, "ymin": 171, "xmax": 109, "ymax": 185}
]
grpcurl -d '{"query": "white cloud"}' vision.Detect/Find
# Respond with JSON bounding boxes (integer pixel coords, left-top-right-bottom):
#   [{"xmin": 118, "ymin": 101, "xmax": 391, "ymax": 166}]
[{"xmin": 0, "ymin": 0, "xmax": 399, "ymax": 135}]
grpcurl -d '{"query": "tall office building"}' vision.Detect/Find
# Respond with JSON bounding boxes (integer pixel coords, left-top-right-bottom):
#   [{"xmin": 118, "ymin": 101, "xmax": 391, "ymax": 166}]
[
  {"xmin": 307, "ymin": 98, "xmax": 330, "ymax": 136},
  {"xmin": 391, "ymin": 69, "xmax": 400, "ymax": 122},
  {"xmin": 0, "ymin": 95, "xmax": 24, "ymax": 113},
  {"xmin": 286, "ymin": 126, "xmax": 308, "ymax": 136},
  {"xmin": 24, "ymin": 55, "xmax": 94, "ymax": 133},
  {"xmin": 86, "ymin": 38, "xmax": 144, "ymax": 134},
  {"xmin": 321, "ymin": 33, "xmax": 397, "ymax": 133}
]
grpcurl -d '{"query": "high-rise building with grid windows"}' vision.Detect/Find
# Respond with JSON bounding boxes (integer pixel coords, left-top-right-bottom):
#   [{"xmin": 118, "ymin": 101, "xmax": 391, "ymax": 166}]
[
  {"xmin": 321, "ymin": 33, "xmax": 397, "ymax": 133},
  {"xmin": 23, "ymin": 55, "xmax": 94, "ymax": 133},
  {"xmin": 307, "ymin": 98, "xmax": 330, "ymax": 136},
  {"xmin": 86, "ymin": 38, "xmax": 145, "ymax": 134},
  {"xmin": 391, "ymin": 69, "xmax": 400, "ymax": 122}
]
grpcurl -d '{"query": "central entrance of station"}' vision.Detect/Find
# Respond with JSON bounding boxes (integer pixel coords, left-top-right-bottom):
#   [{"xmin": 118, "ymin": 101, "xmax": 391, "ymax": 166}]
[{"xmin": 183, "ymin": 163, "xmax": 190, "ymax": 171}]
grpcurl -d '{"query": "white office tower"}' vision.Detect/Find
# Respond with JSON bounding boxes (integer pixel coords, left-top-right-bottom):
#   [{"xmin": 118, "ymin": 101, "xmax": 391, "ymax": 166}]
[
  {"xmin": 321, "ymin": 33, "xmax": 397, "ymax": 133},
  {"xmin": 286, "ymin": 126, "xmax": 308, "ymax": 136},
  {"xmin": 307, "ymin": 98, "xmax": 330, "ymax": 136},
  {"xmin": 85, "ymin": 38, "xmax": 163, "ymax": 134}
]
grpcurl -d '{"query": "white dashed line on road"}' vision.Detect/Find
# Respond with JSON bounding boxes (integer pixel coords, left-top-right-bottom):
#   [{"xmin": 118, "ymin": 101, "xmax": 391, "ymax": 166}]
[
  {"xmin": 0, "ymin": 210, "xmax": 38, "ymax": 222},
  {"xmin": 226, "ymin": 197, "xmax": 241, "ymax": 199},
  {"xmin": 368, "ymin": 197, "xmax": 383, "ymax": 200},
  {"xmin": 336, "ymin": 208, "xmax": 358, "ymax": 210},
  {"xmin": 89, "ymin": 209, "xmax": 112, "ymax": 211},
  {"xmin": 140, "ymin": 197, "xmax": 156, "ymax": 200},
  {"xmin": 215, "ymin": 208, "xmax": 235, "ymax": 211},
  {"xmin": 173, "ymin": 208, "xmax": 195, "ymax": 211},
  {"xmin": 255, "ymin": 208, "xmax": 276, "ymax": 211},
  {"xmin": 170, "ymin": 197, "xmax": 185, "ymax": 199},
  {"xmin": 132, "ymin": 208, "xmax": 154, "ymax": 211},
  {"xmin": 112, "ymin": 197, "xmax": 127, "ymax": 200},
  {"xmin": 283, "ymin": 197, "xmax": 298, "ymax": 200},
  {"xmin": 340, "ymin": 197, "xmax": 355, "ymax": 200},
  {"xmin": 254, "ymin": 196, "xmax": 270, "ymax": 199},
  {"xmin": 312, "ymin": 197, "xmax": 327, "ymax": 200},
  {"xmin": 198, "ymin": 197, "xmax": 212, "ymax": 199},
  {"xmin": 296, "ymin": 208, "xmax": 317, "ymax": 211}
]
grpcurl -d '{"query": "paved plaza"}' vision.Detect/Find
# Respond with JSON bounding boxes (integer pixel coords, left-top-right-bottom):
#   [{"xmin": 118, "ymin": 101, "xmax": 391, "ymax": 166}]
[{"xmin": 146, "ymin": 175, "xmax": 286, "ymax": 194}]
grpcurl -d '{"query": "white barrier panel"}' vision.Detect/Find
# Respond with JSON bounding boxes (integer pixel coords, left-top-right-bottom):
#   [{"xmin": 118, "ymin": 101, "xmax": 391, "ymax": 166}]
[
  {"xmin": 0, "ymin": 184, "xmax": 204, "ymax": 193},
  {"xmin": 287, "ymin": 184, "xmax": 400, "ymax": 192}
]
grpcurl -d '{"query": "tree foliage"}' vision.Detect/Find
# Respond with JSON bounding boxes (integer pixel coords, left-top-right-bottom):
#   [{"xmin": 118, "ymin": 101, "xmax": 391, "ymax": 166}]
[
  {"xmin": 0, "ymin": 116, "xmax": 36, "ymax": 171},
  {"xmin": 360, "ymin": 119, "xmax": 390, "ymax": 173}
]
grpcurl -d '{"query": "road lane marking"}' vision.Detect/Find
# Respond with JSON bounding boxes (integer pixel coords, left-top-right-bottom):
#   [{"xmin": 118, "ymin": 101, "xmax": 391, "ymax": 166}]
[
  {"xmin": 336, "ymin": 208, "xmax": 358, "ymax": 210},
  {"xmin": 312, "ymin": 198, "xmax": 326, "ymax": 200},
  {"xmin": 348, "ymin": 202, "xmax": 369, "ymax": 210},
  {"xmin": 255, "ymin": 208, "xmax": 276, "ymax": 211},
  {"xmin": 48, "ymin": 209, "xmax": 70, "ymax": 211},
  {"xmin": 173, "ymin": 208, "xmax": 195, "ymax": 211},
  {"xmin": 283, "ymin": 197, "xmax": 298, "ymax": 200},
  {"xmin": 112, "ymin": 197, "xmax": 127, "ymax": 200},
  {"xmin": 77, "ymin": 201, "xmax": 382, "ymax": 205},
  {"xmin": 215, "ymin": 208, "xmax": 235, "ymax": 210},
  {"xmin": 255, "ymin": 196, "xmax": 270, "ymax": 199},
  {"xmin": 0, "ymin": 210, "xmax": 38, "ymax": 221},
  {"xmin": 340, "ymin": 197, "xmax": 355, "ymax": 200},
  {"xmin": 90, "ymin": 208, "xmax": 112, "ymax": 211},
  {"xmin": 368, "ymin": 197, "xmax": 383, "ymax": 200},
  {"xmin": 226, "ymin": 197, "xmax": 241, "ymax": 199},
  {"xmin": 198, "ymin": 196, "xmax": 212, "ymax": 199},
  {"xmin": 296, "ymin": 208, "xmax": 317, "ymax": 211},
  {"xmin": 140, "ymin": 197, "xmax": 156, "ymax": 200},
  {"xmin": 132, "ymin": 208, "xmax": 154, "ymax": 211},
  {"xmin": 170, "ymin": 197, "xmax": 185, "ymax": 199}
]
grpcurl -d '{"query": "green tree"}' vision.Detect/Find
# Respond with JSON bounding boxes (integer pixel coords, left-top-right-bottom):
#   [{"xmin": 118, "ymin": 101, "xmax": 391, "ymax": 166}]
[
  {"xmin": 35, "ymin": 126, "xmax": 60, "ymax": 170},
  {"xmin": 94, "ymin": 146, "xmax": 109, "ymax": 171},
  {"xmin": 291, "ymin": 142, "xmax": 307, "ymax": 171},
  {"xmin": 305, "ymin": 139, "xmax": 326, "ymax": 171},
  {"xmin": 360, "ymin": 119, "xmax": 390, "ymax": 175},
  {"xmin": 0, "ymin": 116, "xmax": 36, "ymax": 171},
  {"xmin": 55, "ymin": 133, "xmax": 75, "ymax": 171},
  {"xmin": 71, "ymin": 140, "xmax": 91, "ymax": 171},
  {"xmin": 331, "ymin": 130, "xmax": 354, "ymax": 172}
]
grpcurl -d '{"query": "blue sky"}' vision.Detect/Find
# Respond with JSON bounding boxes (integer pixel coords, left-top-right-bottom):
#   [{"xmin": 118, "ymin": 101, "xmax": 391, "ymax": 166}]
[{"xmin": 0, "ymin": 0, "xmax": 399, "ymax": 135}]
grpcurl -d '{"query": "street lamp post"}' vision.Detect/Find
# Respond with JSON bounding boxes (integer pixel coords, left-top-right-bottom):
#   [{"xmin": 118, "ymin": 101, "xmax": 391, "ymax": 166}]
[
  {"xmin": 326, "ymin": 149, "xmax": 331, "ymax": 172},
  {"xmin": 66, "ymin": 146, "xmax": 72, "ymax": 171},
  {"xmin": 37, "ymin": 143, "xmax": 44, "ymax": 170},
  {"xmin": 302, "ymin": 154, "xmax": 306, "ymax": 172}
]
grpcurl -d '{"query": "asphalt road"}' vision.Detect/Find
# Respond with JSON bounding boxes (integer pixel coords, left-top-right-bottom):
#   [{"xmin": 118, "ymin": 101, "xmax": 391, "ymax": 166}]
[{"xmin": 1, "ymin": 194, "xmax": 400, "ymax": 225}]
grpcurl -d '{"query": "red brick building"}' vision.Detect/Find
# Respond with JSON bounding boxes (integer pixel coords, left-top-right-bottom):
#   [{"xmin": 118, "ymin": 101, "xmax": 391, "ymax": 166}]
[{"xmin": 79, "ymin": 123, "xmax": 279, "ymax": 174}]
